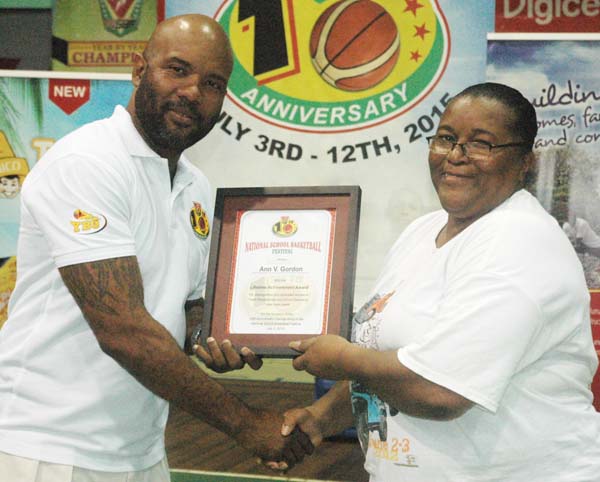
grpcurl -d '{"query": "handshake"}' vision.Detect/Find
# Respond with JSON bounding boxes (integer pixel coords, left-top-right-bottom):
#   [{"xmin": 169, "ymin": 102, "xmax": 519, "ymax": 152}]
[
  {"xmin": 233, "ymin": 404, "xmax": 323, "ymax": 472},
  {"xmin": 193, "ymin": 335, "xmax": 351, "ymax": 472}
]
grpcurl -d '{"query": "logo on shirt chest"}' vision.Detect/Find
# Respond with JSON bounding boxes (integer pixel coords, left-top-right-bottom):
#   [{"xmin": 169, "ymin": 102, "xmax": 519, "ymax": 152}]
[
  {"xmin": 352, "ymin": 290, "xmax": 396, "ymax": 350},
  {"xmin": 190, "ymin": 202, "xmax": 210, "ymax": 239},
  {"xmin": 70, "ymin": 209, "xmax": 107, "ymax": 234}
]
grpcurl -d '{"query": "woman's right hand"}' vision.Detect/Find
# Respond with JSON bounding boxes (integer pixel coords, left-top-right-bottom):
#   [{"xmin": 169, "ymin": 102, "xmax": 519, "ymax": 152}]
[
  {"xmin": 262, "ymin": 406, "xmax": 324, "ymax": 472},
  {"xmin": 282, "ymin": 406, "xmax": 324, "ymax": 447}
]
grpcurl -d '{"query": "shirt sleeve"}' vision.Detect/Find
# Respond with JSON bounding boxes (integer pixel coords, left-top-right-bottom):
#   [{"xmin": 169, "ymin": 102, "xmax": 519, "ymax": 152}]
[
  {"xmin": 397, "ymin": 271, "xmax": 543, "ymax": 413},
  {"xmin": 22, "ymin": 153, "xmax": 136, "ymax": 267},
  {"xmin": 183, "ymin": 164, "xmax": 214, "ymax": 302},
  {"xmin": 396, "ymin": 211, "xmax": 555, "ymax": 413}
]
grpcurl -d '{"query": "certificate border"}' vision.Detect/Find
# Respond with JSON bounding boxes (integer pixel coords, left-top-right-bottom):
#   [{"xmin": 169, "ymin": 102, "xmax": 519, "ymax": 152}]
[
  {"xmin": 225, "ymin": 208, "xmax": 336, "ymax": 337},
  {"xmin": 201, "ymin": 186, "xmax": 361, "ymax": 357}
]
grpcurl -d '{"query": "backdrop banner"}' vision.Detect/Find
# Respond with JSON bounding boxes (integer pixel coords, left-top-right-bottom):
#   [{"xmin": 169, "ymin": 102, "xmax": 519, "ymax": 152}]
[
  {"xmin": 166, "ymin": 0, "xmax": 495, "ymax": 305},
  {"xmin": 487, "ymin": 33, "xmax": 600, "ymax": 407},
  {"xmin": 0, "ymin": 0, "xmax": 495, "ymax": 323}
]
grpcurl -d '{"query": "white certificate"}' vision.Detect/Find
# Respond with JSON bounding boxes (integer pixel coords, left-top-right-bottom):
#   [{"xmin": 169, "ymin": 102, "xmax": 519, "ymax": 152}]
[{"xmin": 228, "ymin": 209, "xmax": 334, "ymax": 334}]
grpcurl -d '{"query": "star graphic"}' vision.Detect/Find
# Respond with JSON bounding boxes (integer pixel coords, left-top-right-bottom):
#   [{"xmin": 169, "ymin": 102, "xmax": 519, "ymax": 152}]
[
  {"xmin": 404, "ymin": 0, "xmax": 424, "ymax": 17},
  {"xmin": 414, "ymin": 22, "xmax": 430, "ymax": 40},
  {"xmin": 410, "ymin": 50, "xmax": 422, "ymax": 62}
]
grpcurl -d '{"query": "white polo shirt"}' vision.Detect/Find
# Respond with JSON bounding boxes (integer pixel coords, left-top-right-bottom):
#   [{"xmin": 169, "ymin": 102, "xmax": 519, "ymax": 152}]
[{"xmin": 0, "ymin": 106, "xmax": 213, "ymax": 471}]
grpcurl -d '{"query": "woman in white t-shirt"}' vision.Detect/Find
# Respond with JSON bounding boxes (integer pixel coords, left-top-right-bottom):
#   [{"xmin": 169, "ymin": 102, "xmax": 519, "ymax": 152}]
[{"xmin": 279, "ymin": 82, "xmax": 600, "ymax": 481}]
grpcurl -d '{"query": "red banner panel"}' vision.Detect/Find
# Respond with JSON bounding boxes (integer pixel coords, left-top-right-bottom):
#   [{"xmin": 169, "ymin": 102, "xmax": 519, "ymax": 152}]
[
  {"xmin": 495, "ymin": 0, "xmax": 600, "ymax": 32},
  {"xmin": 590, "ymin": 291, "xmax": 600, "ymax": 410}
]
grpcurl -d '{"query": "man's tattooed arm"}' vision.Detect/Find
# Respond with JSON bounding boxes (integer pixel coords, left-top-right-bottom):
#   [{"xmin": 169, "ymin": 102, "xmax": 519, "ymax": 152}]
[
  {"xmin": 59, "ymin": 257, "xmax": 249, "ymax": 434},
  {"xmin": 60, "ymin": 256, "xmax": 143, "ymax": 318},
  {"xmin": 58, "ymin": 257, "xmax": 313, "ymax": 465}
]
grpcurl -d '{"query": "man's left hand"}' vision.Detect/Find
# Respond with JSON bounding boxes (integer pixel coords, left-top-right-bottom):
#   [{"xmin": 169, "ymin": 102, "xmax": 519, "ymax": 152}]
[{"xmin": 194, "ymin": 338, "xmax": 263, "ymax": 373}]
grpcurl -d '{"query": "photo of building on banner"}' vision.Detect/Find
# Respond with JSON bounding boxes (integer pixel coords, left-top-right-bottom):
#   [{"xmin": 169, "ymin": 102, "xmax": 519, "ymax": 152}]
[
  {"xmin": 0, "ymin": 72, "xmax": 131, "ymax": 326},
  {"xmin": 486, "ymin": 33, "xmax": 600, "ymax": 402}
]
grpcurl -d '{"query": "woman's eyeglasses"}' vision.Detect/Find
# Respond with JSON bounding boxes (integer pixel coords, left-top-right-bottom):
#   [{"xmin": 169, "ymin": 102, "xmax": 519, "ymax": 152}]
[{"xmin": 427, "ymin": 135, "xmax": 527, "ymax": 161}]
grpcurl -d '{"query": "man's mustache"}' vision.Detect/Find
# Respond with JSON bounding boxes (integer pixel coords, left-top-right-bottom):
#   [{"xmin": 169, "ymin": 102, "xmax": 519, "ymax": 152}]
[{"xmin": 164, "ymin": 99, "xmax": 202, "ymax": 122}]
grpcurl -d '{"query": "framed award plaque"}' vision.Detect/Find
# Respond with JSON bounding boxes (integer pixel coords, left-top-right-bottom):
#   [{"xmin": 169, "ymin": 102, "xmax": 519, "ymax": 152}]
[{"xmin": 201, "ymin": 186, "xmax": 361, "ymax": 357}]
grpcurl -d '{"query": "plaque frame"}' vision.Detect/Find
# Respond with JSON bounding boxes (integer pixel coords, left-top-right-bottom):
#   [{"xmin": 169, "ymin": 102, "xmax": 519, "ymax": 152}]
[{"xmin": 201, "ymin": 186, "xmax": 361, "ymax": 357}]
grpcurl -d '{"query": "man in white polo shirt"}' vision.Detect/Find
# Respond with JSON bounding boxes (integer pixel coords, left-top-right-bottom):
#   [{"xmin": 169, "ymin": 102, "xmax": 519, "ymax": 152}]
[{"xmin": 0, "ymin": 14, "xmax": 311, "ymax": 482}]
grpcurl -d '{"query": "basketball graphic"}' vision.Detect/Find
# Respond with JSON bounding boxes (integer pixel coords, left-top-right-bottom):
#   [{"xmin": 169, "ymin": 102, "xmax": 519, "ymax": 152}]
[
  {"xmin": 218, "ymin": 0, "xmax": 448, "ymax": 132},
  {"xmin": 309, "ymin": 0, "xmax": 400, "ymax": 92}
]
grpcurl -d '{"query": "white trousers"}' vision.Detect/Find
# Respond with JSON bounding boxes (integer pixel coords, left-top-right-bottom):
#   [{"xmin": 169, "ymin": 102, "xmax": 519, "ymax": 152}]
[{"xmin": 0, "ymin": 451, "xmax": 171, "ymax": 482}]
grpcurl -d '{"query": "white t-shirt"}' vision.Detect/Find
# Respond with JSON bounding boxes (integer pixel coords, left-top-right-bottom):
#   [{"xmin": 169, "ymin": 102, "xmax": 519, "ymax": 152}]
[
  {"xmin": 351, "ymin": 190, "xmax": 600, "ymax": 482},
  {"xmin": 0, "ymin": 106, "xmax": 213, "ymax": 471}
]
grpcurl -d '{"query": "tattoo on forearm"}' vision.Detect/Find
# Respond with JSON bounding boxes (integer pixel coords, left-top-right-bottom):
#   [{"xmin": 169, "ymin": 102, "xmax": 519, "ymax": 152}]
[{"xmin": 60, "ymin": 257, "xmax": 144, "ymax": 317}]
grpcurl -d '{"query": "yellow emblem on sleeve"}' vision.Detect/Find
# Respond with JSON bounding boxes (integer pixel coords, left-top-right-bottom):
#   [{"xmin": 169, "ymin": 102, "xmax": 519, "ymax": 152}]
[{"xmin": 190, "ymin": 202, "xmax": 210, "ymax": 239}]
